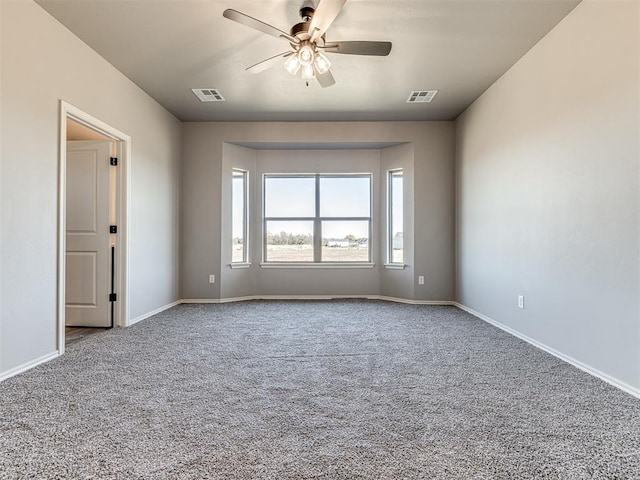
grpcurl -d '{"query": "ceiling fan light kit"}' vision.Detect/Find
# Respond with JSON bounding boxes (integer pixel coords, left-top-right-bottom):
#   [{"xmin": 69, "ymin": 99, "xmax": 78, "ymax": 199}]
[
  {"xmin": 223, "ymin": 0, "xmax": 392, "ymax": 88},
  {"xmin": 283, "ymin": 42, "xmax": 332, "ymax": 79}
]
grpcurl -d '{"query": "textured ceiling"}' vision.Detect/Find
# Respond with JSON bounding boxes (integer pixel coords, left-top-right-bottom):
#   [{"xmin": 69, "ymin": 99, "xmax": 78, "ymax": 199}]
[{"xmin": 36, "ymin": 0, "xmax": 581, "ymax": 122}]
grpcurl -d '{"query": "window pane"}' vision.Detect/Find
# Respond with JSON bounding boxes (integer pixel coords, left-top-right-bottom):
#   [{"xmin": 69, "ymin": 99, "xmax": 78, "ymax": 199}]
[
  {"xmin": 321, "ymin": 220, "xmax": 369, "ymax": 262},
  {"xmin": 265, "ymin": 221, "xmax": 314, "ymax": 262},
  {"xmin": 265, "ymin": 176, "xmax": 315, "ymax": 217},
  {"xmin": 390, "ymin": 171, "xmax": 403, "ymax": 263},
  {"xmin": 232, "ymin": 170, "xmax": 246, "ymax": 263},
  {"xmin": 319, "ymin": 176, "xmax": 370, "ymax": 217}
]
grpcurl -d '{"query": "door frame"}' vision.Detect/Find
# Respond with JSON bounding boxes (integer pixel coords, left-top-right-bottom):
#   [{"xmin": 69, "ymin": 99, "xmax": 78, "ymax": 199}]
[{"xmin": 57, "ymin": 101, "xmax": 131, "ymax": 355}]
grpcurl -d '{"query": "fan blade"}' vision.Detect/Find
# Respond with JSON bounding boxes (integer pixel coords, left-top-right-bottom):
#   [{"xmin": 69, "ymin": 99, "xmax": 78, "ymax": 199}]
[
  {"xmin": 316, "ymin": 69, "xmax": 336, "ymax": 88},
  {"xmin": 309, "ymin": 0, "xmax": 347, "ymax": 43},
  {"xmin": 322, "ymin": 41, "xmax": 392, "ymax": 56},
  {"xmin": 247, "ymin": 52, "xmax": 293, "ymax": 74},
  {"xmin": 223, "ymin": 9, "xmax": 300, "ymax": 44}
]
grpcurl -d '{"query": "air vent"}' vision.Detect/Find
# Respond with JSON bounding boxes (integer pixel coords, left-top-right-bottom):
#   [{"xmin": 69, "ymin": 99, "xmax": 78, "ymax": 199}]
[
  {"xmin": 407, "ymin": 90, "xmax": 438, "ymax": 103},
  {"xmin": 192, "ymin": 88, "xmax": 225, "ymax": 102}
]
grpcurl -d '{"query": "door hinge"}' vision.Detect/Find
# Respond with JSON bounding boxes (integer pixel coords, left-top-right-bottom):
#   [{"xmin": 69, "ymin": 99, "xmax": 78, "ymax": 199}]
[
  {"xmin": 109, "ymin": 293, "xmax": 117, "ymax": 302},
  {"xmin": 110, "ymin": 225, "xmax": 117, "ymax": 234},
  {"xmin": 110, "ymin": 157, "xmax": 118, "ymax": 166}
]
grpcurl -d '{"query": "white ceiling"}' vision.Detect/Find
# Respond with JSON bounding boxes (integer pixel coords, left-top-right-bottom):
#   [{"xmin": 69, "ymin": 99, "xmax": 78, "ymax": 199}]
[{"xmin": 35, "ymin": 0, "xmax": 581, "ymax": 122}]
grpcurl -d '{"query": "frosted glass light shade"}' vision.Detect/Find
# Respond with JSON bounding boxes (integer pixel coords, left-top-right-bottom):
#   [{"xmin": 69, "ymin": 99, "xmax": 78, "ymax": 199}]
[
  {"xmin": 284, "ymin": 55, "xmax": 300, "ymax": 75},
  {"xmin": 301, "ymin": 64, "xmax": 315, "ymax": 79},
  {"xmin": 314, "ymin": 52, "xmax": 331, "ymax": 75}
]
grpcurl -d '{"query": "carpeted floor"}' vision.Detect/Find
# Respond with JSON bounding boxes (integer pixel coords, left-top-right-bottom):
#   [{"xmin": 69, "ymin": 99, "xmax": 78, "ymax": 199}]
[{"xmin": 0, "ymin": 300, "xmax": 638, "ymax": 479}]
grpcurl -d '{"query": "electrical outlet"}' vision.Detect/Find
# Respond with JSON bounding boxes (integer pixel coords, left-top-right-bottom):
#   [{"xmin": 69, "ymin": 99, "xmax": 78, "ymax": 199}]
[
  {"xmin": 518, "ymin": 295, "xmax": 525, "ymax": 309},
  {"xmin": 209, "ymin": 275, "xmax": 215, "ymax": 284},
  {"xmin": 418, "ymin": 275, "xmax": 425, "ymax": 285}
]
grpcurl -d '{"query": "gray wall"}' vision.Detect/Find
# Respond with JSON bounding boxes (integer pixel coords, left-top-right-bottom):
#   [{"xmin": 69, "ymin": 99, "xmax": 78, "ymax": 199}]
[
  {"xmin": 220, "ymin": 144, "xmax": 257, "ymax": 300},
  {"xmin": 223, "ymin": 148, "xmax": 384, "ymax": 298},
  {"xmin": 380, "ymin": 143, "xmax": 416, "ymax": 300},
  {"xmin": 455, "ymin": 0, "xmax": 640, "ymax": 389},
  {"xmin": 181, "ymin": 122, "xmax": 455, "ymax": 301},
  {"xmin": 0, "ymin": 1, "xmax": 182, "ymax": 375}
]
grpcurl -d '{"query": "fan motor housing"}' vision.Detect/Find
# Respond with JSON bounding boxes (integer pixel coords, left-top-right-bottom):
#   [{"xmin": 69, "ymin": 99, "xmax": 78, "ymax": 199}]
[
  {"xmin": 290, "ymin": 21, "xmax": 311, "ymax": 37},
  {"xmin": 290, "ymin": 21, "xmax": 325, "ymax": 45}
]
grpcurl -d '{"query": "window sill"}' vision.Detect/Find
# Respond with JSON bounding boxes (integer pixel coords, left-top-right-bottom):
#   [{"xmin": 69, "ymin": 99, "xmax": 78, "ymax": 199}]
[
  {"xmin": 260, "ymin": 262, "xmax": 375, "ymax": 269},
  {"xmin": 384, "ymin": 263, "xmax": 406, "ymax": 270},
  {"xmin": 230, "ymin": 262, "xmax": 251, "ymax": 269}
]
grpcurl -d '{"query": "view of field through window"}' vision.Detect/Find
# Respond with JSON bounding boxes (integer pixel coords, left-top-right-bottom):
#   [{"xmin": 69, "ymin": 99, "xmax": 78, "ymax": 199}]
[
  {"xmin": 263, "ymin": 174, "xmax": 371, "ymax": 262},
  {"xmin": 232, "ymin": 170, "xmax": 247, "ymax": 263},
  {"xmin": 389, "ymin": 170, "xmax": 404, "ymax": 263}
]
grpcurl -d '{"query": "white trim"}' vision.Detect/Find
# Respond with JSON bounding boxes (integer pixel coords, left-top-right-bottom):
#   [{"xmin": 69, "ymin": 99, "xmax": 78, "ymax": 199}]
[
  {"xmin": 229, "ymin": 263, "xmax": 251, "ymax": 269},
  {"xmin": 182, "ymin": 295, "xmax": 454, "ymax": 305},
  {"xmin": 377, "ymin": 296, "xmax": 454, "ymax": 305},
  {"xmin": 57, "ymin": 107, "xmax": 67, "ymax": 355},
  {"xmin": 0, "ymin": 352, "xmax": 60, "ymax": 383},
  {"xmin": 58, "ymin": 101, "xmax": 131, "ymax": 352},
  {"xmin": 128, "ymin": 300, "xmax": 182, "ymax": 326},
  {"xmin": 260, "ymin": 262, "xmax": 375, "ymax": 269},
  {"xmin": 181, "ymin": 297, "xmax": 256, "ymax": 304},
  {"xmin": 454, "ymin": 302, "xmax": 640, "ymax": 399}
]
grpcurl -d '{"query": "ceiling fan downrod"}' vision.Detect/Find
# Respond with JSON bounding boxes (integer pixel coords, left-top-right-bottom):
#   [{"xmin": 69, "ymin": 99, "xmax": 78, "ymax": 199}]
[{"xmin": 299, "ymin": 5, "xmax": 315, "ymax": 23}]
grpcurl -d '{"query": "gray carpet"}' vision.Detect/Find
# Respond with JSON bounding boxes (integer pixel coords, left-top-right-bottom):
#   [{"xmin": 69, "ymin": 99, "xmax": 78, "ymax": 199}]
[{"xmin": 1, "ymin": 301, "xmax": 638, "ymax": 479}]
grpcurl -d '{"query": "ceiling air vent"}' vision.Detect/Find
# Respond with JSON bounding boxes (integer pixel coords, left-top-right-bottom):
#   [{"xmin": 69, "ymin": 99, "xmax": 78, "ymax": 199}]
[
  {"xmin": 407, "ymin": 90, "xmax": 438, "ymax": 103},
  {"xmin": 192, "ymin": 88, "xmax": 225, "ymax": 102}
]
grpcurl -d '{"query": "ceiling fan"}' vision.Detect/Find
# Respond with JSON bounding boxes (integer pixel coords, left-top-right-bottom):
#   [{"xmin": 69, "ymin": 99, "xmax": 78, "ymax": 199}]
[{"xmin": 223, "ymin": 0, "xmax": 392, "ymax": 88}]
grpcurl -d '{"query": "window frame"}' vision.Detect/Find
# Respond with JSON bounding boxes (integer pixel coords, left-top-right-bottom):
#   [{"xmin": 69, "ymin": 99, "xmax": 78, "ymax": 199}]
[
  {"xmin": 262, "ymin": 173, "xmax": 373, "ymax": 265},
  {"xmin": 386, "ymin": 169, "xmax": 404, "ymax": 267},
  {"xmin": 231, "ymin": 168, "xmax": 249, "ymax": 265}
]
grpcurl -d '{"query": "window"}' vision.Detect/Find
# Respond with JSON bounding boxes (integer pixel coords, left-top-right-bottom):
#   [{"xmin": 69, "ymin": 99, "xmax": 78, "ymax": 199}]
[
  {"xmin": 263, "ymin": 174, "xmax": 371, "ymax": 263},
  {"xmin": 388, "ymin": 169, "xmax": 403, "ymax": 264},
  {"xmin": 232, "ymin": 169, "xmax": 248, "ymax": 263}
]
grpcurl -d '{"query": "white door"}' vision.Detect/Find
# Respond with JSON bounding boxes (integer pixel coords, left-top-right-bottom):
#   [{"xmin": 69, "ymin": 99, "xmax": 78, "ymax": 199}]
[{"xmin": 65, "ymin": 140, "xmax": 112, "ymax": 327}]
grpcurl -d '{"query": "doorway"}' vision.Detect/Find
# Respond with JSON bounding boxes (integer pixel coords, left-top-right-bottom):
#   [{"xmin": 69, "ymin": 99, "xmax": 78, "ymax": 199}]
[{"xmin": 58, "ymin": 102, "xmax": 130, "ymax": 354}]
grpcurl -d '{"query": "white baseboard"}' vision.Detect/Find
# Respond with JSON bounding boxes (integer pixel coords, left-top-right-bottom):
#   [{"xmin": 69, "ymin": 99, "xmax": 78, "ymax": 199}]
[
  {"xmin": 453, "ymin": 302, "xmax": 640, "ymax": 399},
  {"xmin": 182, "ymin": 295, "xmax": 455, "ymax": 305},
  {"xmin": 377, "ymin": 296, "xmax": 456, "ymax": 306},
  {"xmin": 181, "ymin": 297, "xmax": 254, "ymax": 304},
  {"xmin": 0, "ymin": 351, "xmax": 60, "ymax": 383},
  {"xmin": 127, "ymin": 300, "xmax": 182, "ymax": 326}
]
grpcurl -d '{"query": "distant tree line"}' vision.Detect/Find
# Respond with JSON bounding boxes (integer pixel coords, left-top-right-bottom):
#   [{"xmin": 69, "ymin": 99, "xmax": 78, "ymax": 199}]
[
  {"xmin": 264, "ymin": 231, "xmax": 367, "ymax": 246},
  {"xmin": 267, "ymin": 231, "xmax": 313, "ymax": 245}
]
